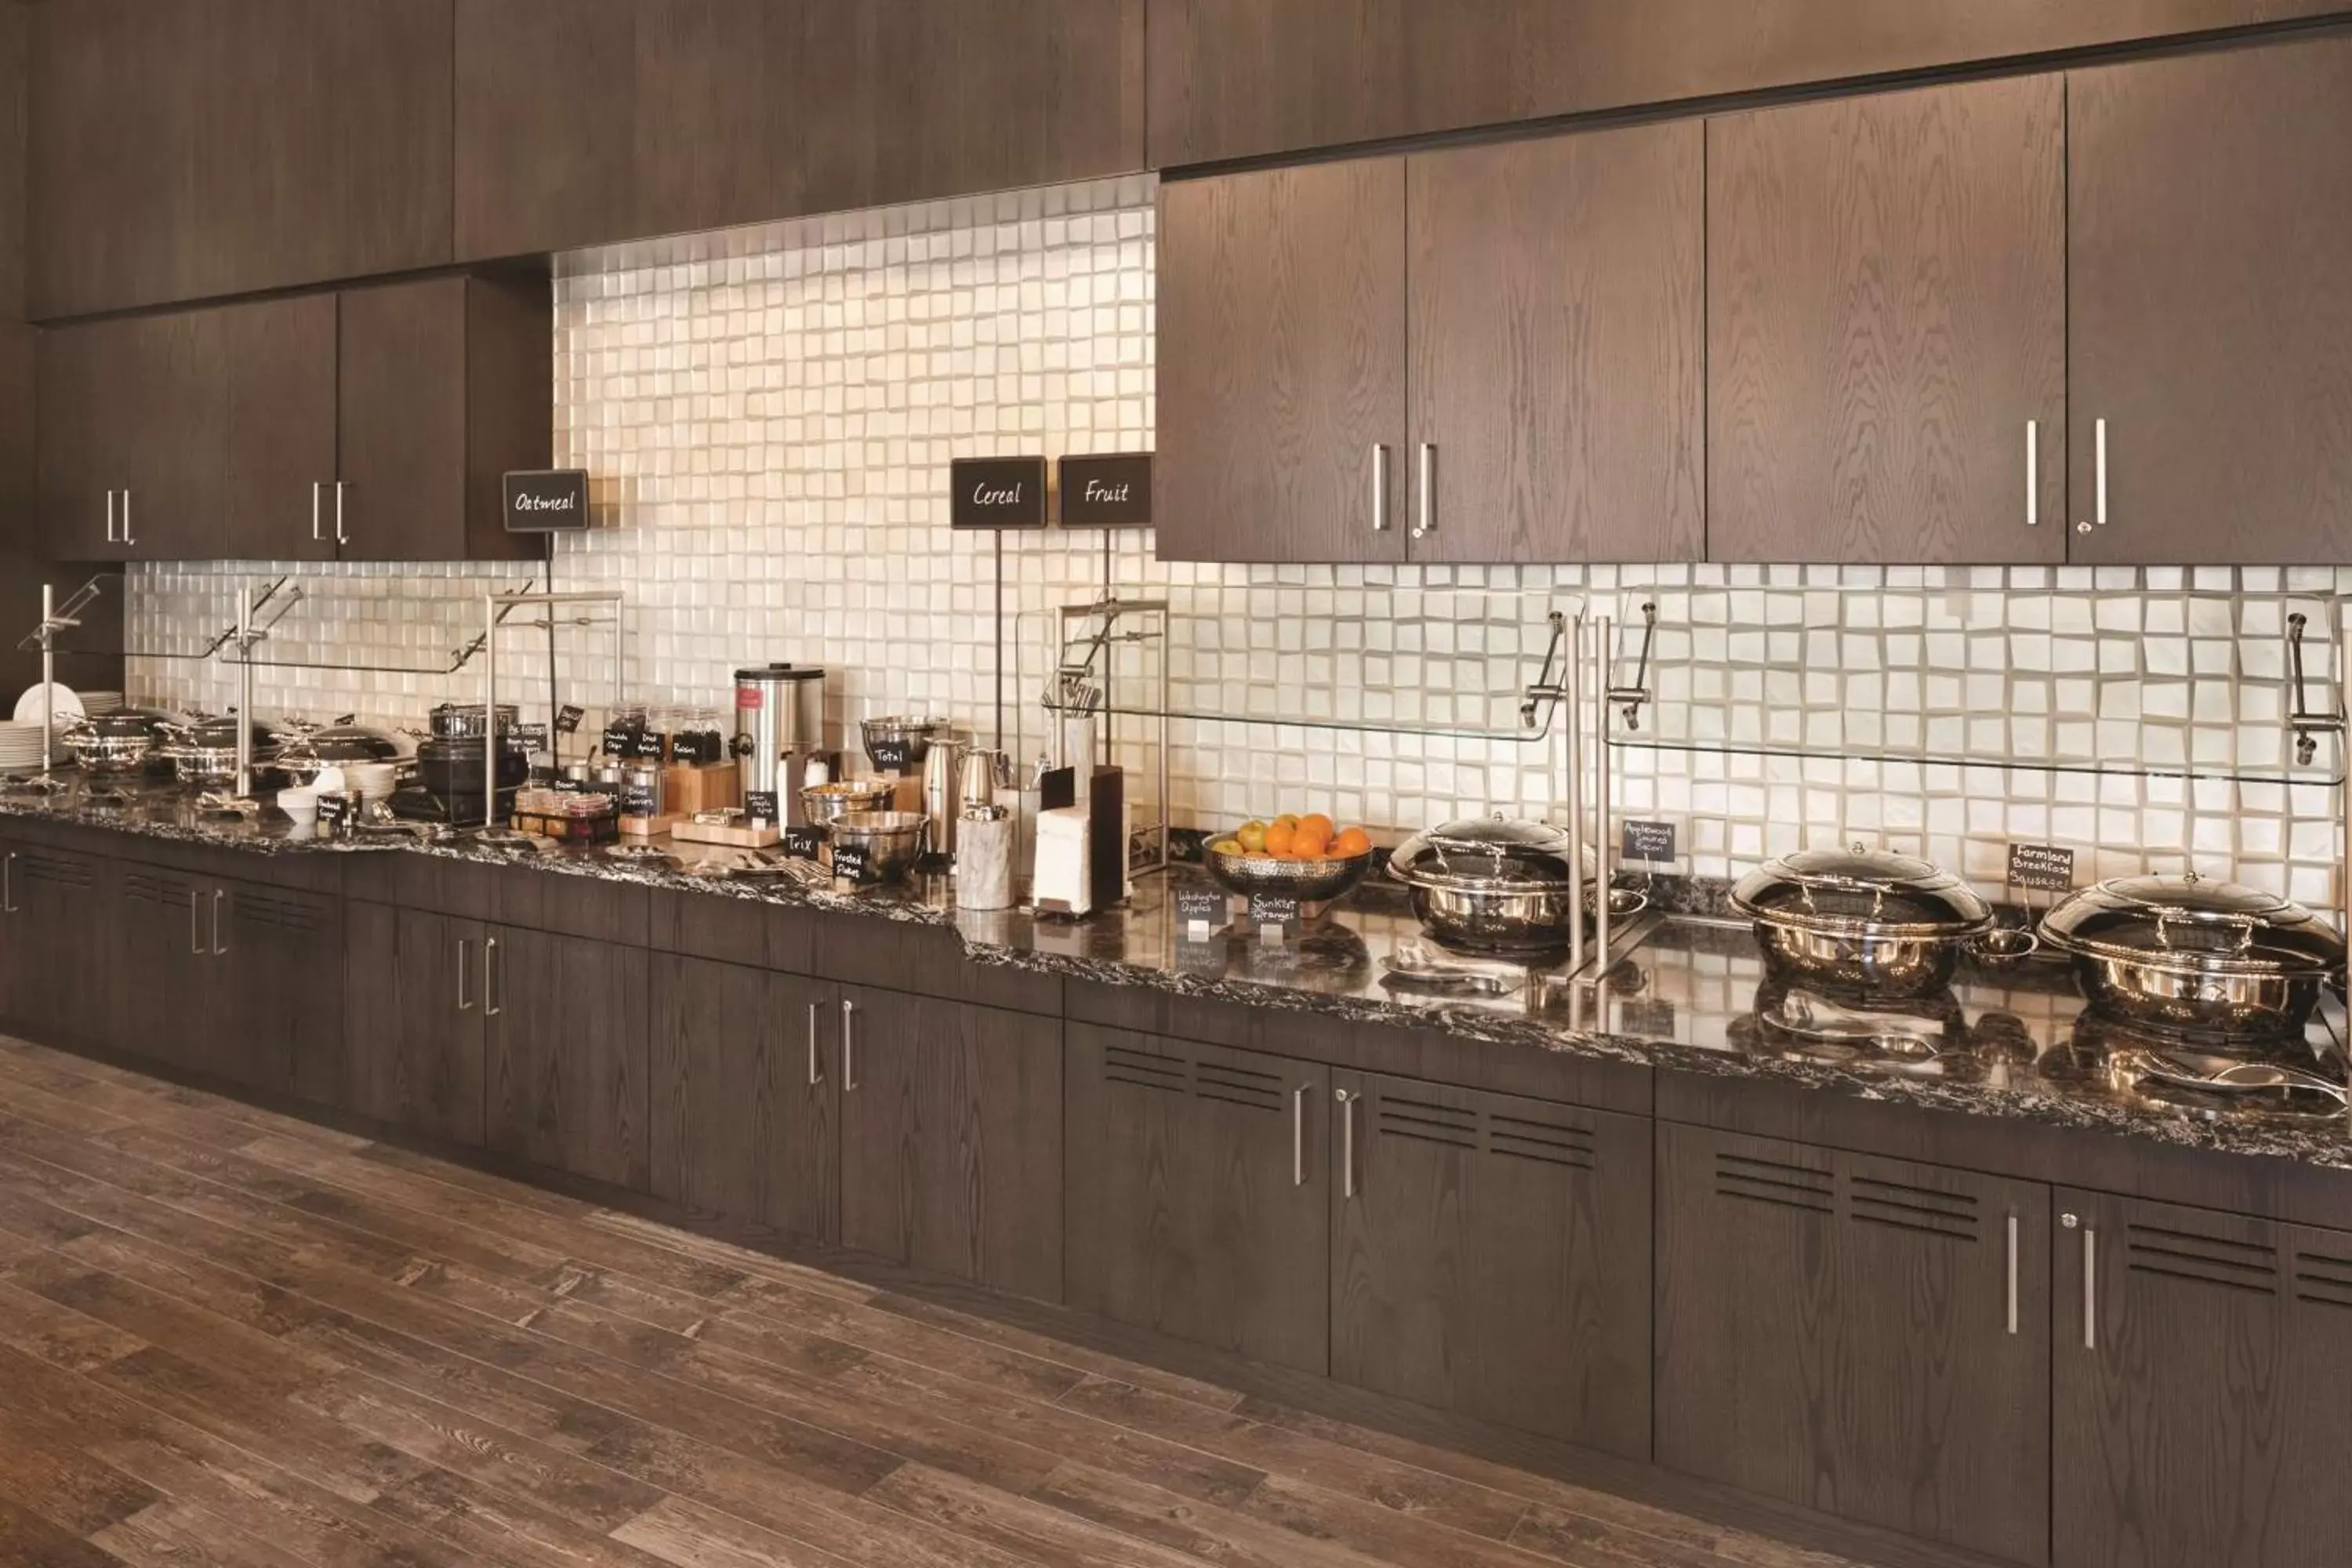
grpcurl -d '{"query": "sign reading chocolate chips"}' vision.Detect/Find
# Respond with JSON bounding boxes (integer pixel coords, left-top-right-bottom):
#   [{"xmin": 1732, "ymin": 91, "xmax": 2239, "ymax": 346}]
[
  {"xmin": 503, "ymin": 469, "xmax": 590, "ymax": 533},
  {"xmin": 2006, "ymin": 842, "xmax": 2077, "ymax": 892},
  {"xmin": 868, "ymin": 736, "xmax": 914, "ymax": 772},
  {"xmin": 832, "ymin": 841, "xmax": 872, "ymax": 884},
  {"xmin": 782, "ymin": 825, "xmax": 825, "ymax": 860},
  {"xmin": 1174, "ymin": 884, "xmax": 1227, "ymax": 939},
  {"xmin": 1621, "ymin": 819, "xmax": 1679, "ymax": 863},
  {"xmin": 949, "ymin": 456, "xmax": 1048, "ymax": 530},
  {"xmin": 1057, "ymin": 453, "xmax": 1152, "ymax": 528},
  {"xmin": 744, "ymin": 790, "xmax": 780, "ymax": 827}
]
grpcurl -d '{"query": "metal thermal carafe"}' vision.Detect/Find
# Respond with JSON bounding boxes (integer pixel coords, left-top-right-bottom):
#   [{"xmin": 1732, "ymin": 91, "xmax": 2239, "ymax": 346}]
[{"xmin": 731, "ymin": 664, "xmax": 829, "ymax": 825}]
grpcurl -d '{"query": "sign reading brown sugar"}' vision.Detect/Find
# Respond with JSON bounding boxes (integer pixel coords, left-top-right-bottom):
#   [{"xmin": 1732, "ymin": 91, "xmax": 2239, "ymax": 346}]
[
  {"xmin": 1058, "ymin": 453, "xmax": 1152, "ymax": 528},
  {"xmin": 950, "ymin": 456, "xmax": 1048, "ymax": 530},
  {"xmin": 503, "ymin": 470, "xmax": 590, "ymax": 533}
]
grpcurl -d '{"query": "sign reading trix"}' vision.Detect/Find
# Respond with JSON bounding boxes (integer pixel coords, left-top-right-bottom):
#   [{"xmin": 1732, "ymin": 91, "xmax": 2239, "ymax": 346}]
[
  {"xmin": 1058, "ymin": 453, "xmax": 1152, "ymax": 528},
  {"xmin": 950, "ymin": 456, "xmax": 1048, "ymax": 530},
  {"xmin": 503, "ymin": 470, "xmax": 590, "ymax": 533}
]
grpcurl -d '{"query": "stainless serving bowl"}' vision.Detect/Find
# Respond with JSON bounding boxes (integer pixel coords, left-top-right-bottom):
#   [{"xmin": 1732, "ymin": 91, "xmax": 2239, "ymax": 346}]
[
  {"xmin": 1203, "ymin": 844, "xmax": 1374, "ymax": 906},
  {"xmin": 829, "ymin": 810, "xmax": 928, "ymax": 885},
  {"xmin": 801, "ymin": 779, "xmax": 894, "ymax": 826},
  {"xmin": 1401, "ymin": 876, "xmax": 1647, "ymax": 954},
  {"xmin": 2041, "ymin": 873, "xmax": 2346, "ymax": 1040},
  {"xmin": 1388, "ymin": 815, "xmax": 1645, "ymax": 954},
  {"xmin": 859, "ymin": 716, "xmax": 943, "ymax": 769},
  {"xmin": 60, "ymin": 713, "xmax": 165, "ymax": 776},
  {"xmin": 1732, "ymin": 844, "xmax": 1998, "ymax": 1000}
]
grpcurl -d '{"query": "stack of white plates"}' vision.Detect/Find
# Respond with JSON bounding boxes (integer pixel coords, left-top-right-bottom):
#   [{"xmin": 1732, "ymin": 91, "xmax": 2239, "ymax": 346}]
[
  {"xmin": 0, "ymin": 721, "xmax": 50, "ymax": 773},
  {"xmin": 79, "ymin": 690, "xmax": 125, "ymax": 715},
  {"xmin": 348, "ymin": 762, "xmax": 400, "ymax": 804}
]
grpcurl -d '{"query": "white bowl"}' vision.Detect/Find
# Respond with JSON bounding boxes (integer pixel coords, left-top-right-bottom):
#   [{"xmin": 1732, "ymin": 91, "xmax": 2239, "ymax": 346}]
[{"xmin": 277, "ymin": 787, "xmax": 321, "ymax": 826}]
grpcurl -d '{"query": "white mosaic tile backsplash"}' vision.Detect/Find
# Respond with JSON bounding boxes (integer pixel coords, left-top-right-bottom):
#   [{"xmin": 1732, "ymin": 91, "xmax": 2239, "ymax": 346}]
[{"xmin": 125, "ymin": 175, "xmax": 2351, "ymax": 909}]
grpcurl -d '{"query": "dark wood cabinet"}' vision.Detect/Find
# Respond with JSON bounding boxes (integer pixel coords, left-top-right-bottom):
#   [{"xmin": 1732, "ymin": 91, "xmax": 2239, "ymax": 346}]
[
  {"xmin": 107, "ymin": 859, "xmax": 216, "ymax": 1077},
  {"xmin": 1145, "ymin": 0, "xmax": 2352, "ymax": 168},
  {"xmin": 1065, "ymin": 1024, "xmax": 1330, "ymax": 1374},
  {"xmin": 648, "ymin": 954, "xmax": 838, "ymax": 1243},
  {"xmin": 1708, "ymin": 75, "xmax": 2067, "ymax": 564},
  {"xmin": 837, "ymin": 986, "xmax": 1062, "ymax": 1303},
  {"xmin": 1655, "ymin": 1123, "xmax": 2050, "ymax": 1566},
  {"xmin": 484, "ymin": 925, "xmax": 651, "ymax": 1192},
  {"xmin": 343, "ymin": 902, "xmax": 488, "ymax": 1147},
  {"xmin": 38, "ymin": 311, "xmax": 222, "ymax": 562},
  {"xmin": 218, "ymin": 296, "xmax": 341, "ymax": 564},
  {"xmin": 0, "ymin": 837, "xmax": 111, "ymax": 1051},
  {"xmin": 1156, "ymin": 160, "xmax": 1407, "ymax": 564},
  {"xmin": 1406, "ymin": 124, "xmax": 1704, "ymax": 564},
  {"xmin": 2067, "ymin": 34, "xmax": 2352, "ymax": 564},
  {"xmin": 27, "ymin": 0, "xmax": 452, "ymax": 320},
  {"xmin": 2053, "ymin": 1190, "xmax": 2352, "ymax": 1568},
  {"xmin": 1330, "ymin": 1073, "xmax": 1652, "ymax": 1457},
  {"xmin": 212, "ymin": 875, "xmax": 344, "ymax": 1105}
]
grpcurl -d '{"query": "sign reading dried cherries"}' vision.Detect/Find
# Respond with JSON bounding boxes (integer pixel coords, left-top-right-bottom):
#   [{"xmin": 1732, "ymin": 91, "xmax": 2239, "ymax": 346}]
[
  {"xmin": 783, "ymin": 825, "xmax": 825, "ymax": 860},
  {"xmin": 949, "ymin": 456, "xmax": 1048, "ymax": 530},
  {"xmin": 1058, "ymin": 452, "xmax": 1152, "ymax": 528},
  {"xmin": 744, "ymin": 790, "xmax": 780, "ymax": 826},
  {"xmin": 832, "ymin": 841, "xmax": 872, "ymax": 884},
  {"xmin": 867, "ymin": 735, "xmax": 914, "ymax": 772},
  {"xmin": 2006, "ymin": 843, "xmax": 2076, "ymax": 892},
  {"xmin": 503, "ymin": 469, "xmax": 590, "ymax": 533},
  {"xmin": 1621, "ymin": 819, "xmax": 1679, "ymax": 863},
  {"xmin": 554, "ymin": 704, "xmax": 586, "ymax": 735}
]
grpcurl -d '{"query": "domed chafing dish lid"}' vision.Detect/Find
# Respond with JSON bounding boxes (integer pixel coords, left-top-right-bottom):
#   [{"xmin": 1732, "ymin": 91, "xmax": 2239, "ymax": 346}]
[
  {"xmin": 2040, "ymin": 872, "xmax": 2345, "ymax": 978},
  {"xmin": 1387, "ymin": 815, "xmax": 1580, "ymax": 895},
  {"xmin": 1731, "ymin": 844, "xmax": 1994, "ymax": 939}
]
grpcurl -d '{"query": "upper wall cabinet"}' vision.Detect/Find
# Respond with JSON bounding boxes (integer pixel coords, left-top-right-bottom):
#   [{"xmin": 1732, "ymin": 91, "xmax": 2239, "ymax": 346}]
[
  {"xmin": 1145, "ymin": 0, "xmax": 2352, "ymax": 168},
  {"xmin": 2066, "ymin": 34, "xmax": 2352, "ymax": 564},
  {"xmin": 27, "ymin": 0, "xmax": 454, "ymax": 321},
  {"xmin": 456, "ymin": 0, "xmax": 1145, "ymax": 262},
  {"xmin": 1156, "ymin": 123, "xmax": 1704, "ymax": 565},
  {"xmin": 1708, "ymin": 76, "xmax": 2067, "ymax": 564}
]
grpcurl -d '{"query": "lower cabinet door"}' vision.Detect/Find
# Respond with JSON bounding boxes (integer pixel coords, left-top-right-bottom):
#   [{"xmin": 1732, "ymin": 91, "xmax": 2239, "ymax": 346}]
[
  {"xmin": 0, "ymin": 842, "xmax": 112, "ymax": 1050},
  {"xmin": 1065, "ymin": 1024, "xmax": 1331, "ymax": 1374},
  {"xmin": 648, "ymin": 954, "xmax": 838, "ymax": 1243},
  {"xmin": 838, "ymin": 988, "xmax": 1062, "ymax": 1303},
  {"xmin": 215, "ymin": 875, "xmax": 343, "ymax": 1103},
  {"xmin": 1330, "ymin": 1073, "xmax": 1651, "ymax": 1456},
  {"xmin": 2054, "ymin": 1190, "xmax": 2352, "ymax": 1568},
  {"xmin": 343, "ymin": 902, "xmax": 488, "ymax": 1145},
  {"xmin": 484, "ymin": 925, "xmax": 650, "ymax": 1192},
  {"xmin": 108, "ymin": 860, "xmax": 216, "ymax": 1071},
  {"xmin": 1656, "ymin": 1123, "xmax": 2050, "ymax": 1566}
]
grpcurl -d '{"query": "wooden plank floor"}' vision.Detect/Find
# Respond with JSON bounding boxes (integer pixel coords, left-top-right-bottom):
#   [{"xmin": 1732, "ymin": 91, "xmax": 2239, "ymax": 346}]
[{"xmin": 0, "ymin": 1033, "xmax": 1862, "ymax": 1568}]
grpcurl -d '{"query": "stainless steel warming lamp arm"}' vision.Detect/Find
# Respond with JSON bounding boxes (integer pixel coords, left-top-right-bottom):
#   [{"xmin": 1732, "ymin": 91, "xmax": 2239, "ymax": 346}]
[{"xmin": 11, "ymin": 579, "xmax": 105, "ymax": 792}]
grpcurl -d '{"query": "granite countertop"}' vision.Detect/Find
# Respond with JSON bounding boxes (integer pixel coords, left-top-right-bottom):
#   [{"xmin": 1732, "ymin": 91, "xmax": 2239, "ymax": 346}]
[{"xmin": 7, "ymin": 777, "xmax": 2348, "ymax": 1171}]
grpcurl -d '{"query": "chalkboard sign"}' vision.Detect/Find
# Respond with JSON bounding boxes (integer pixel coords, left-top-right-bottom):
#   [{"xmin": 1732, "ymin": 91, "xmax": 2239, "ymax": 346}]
[
  {"xmin": 1174, "ymin": 885, "xmax": 1226, "ymax": 939},
  {"xmin": 554, "ymin": 704, "xmax": 586, "ymax": 735},
  {"xmin": 783, "ymin": 825, "xmax": 825, "ymax": 860},
  {"xmin": 2006, "ymin": 843, "xmax": 2076, "ymax": 892},
  {"xmin": 628, "ymin": 728, "xmax": 666, "ymax": 762},
  {"xmin": 1621, "ymin": 819, "xmax": 1678, "ymax": 863},
  {"xmin": 1247, "ymin": 892, "xmax": 1301, "ymax": 935},
  {"xmin": 745, "ymin": 790, "xmax": 780, "ymax": 827},
  {"xmin": 1619, "ymin": 998, "xmax": 1678, "ymax": 1040},
  {"xmin": 867, "ymin": 736, "xmax": 914, "ymax": 772},
  {"xmin": 314, "ymin": 793, "xmax": 354, "ymax": 834},
  {"xmin": 511, "ymin": 721, "xmax": 551, "ymax": 753},
  {"xmin": 950, "ymin": 456, "xmax": 1048, "ymax": 530},
  {"xmin": 1058, "ymin": 453, "xmax": 1152, "ymax": 528},
  {"xmin": 832, "ymin": 841, "xmax": 872, "ymax": 884},
  {"xmin": 503, "ymin": 469, "xmax": 590, "ymax": 533}
]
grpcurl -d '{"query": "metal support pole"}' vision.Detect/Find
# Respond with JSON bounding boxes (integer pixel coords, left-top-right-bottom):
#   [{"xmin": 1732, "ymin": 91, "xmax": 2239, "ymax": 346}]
[
  {"xmin": 1566, "ymin": 611, "xmax": 1586, "ymax": 975},
  {"xmin": 234, "ymin": 586, "xmax": 255, "ymax": 799},
  {"xmin": 484, "ymin": 592, "xmax": 499, "ymax": 829},
  {"xmin": 1594, "ymin": 615, "xmax": 1613, "ymax": 973},
  {"xmin": 37, "ymin": 584, "xmax": 54, "ymax": 782}
]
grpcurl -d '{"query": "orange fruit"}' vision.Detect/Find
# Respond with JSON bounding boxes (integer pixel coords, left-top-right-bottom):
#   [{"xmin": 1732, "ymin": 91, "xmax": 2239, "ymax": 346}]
[
  {"xmin": 1298, "ymin": 813, "xmax": 1334, "ymax": 844},
  {"xmin": 1262, "ymin": 820, "xmax": 1297, "ymax": 857},
  {"xmin": 1293, "ymin": 824, "xmax": 1330, "ymax": 859},
  {"xmin": 1334, "ymin": 826, "xmax": 1372, "ymax": 858}
]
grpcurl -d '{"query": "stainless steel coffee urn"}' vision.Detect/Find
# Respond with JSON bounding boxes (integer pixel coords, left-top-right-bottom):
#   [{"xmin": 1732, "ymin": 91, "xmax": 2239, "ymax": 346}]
[{"xmin": 732, "ymin": 665, "xmax": 829, "ymax": 821}]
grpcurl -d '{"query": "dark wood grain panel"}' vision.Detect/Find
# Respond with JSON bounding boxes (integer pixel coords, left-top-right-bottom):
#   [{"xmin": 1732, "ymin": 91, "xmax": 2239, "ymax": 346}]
[
  {"xmin": 1406, "ymin": 122, "xmax": 1703, "ymax": 564},
  {"xmin": 2053, "ymin": 1189, "xmax": 2352, "ymax": 1566},
  {"xmin": 838, "ymin": 988, "xmax": 1063, "ymax": 1303},
  {"xmin": 0, "ymin": 0, "xmax": 22, "ymax": 325},
  {"xmin": 39, "ymin": 310, "xmax": 226, "ymax": 561},
  {"xmin": 1332, "ymin": 1073, "xmax": 1651, "ymax": 1457},
  {"xmin": 810, "ymin": 913, "xmax": 1058, "ymax": 1017},
  {"xmin": 1147, "ymin": 0, "xmax": 2352, "ymax": 167},
  {"xmin": 0, "ymin": 840, "xmax": 114, "ymax": 1053},
  {"xmin": 217, "ymin": 294, "xmax": 339, "ymax": 564},
  {"xmin": 485, "ymin": 925, "xmax": 651, "ymax": 1192},
  {"xmin": 1709, "ymin": 74, "xmax": 2067, "ymax": 564},
  {"xmin": 650, "ymin": 889, "xmax": 815, "ymax": 972},
  {"xmin": 648, "ymin": 954, "xmax": 837, "ymax": 1242},
  {"xmin": 215, "ymin": 875, "xmax": 343, "ymax": 1106},
  {"xmin": 341, "ymin": 902, "xmax": 487, "ymax": 1146},
  {"xmin": 0, "ymin": 327, "xmax": 29, "ymax": 554},
  {"xmin": 1156, "ymin": 159, "xmax": 1408, "ymax": 563},
  {"xmin": 2067, "ymin": 34, "xmax": 2352, "ymax": 562},
  {"xmin": 1065, "ymin": 1024, "xmax": 1330, "ymax": 1374},
  {"xmin": 1656, "ymin": 1123, "xmax": 2049, "ymax": 1564}
]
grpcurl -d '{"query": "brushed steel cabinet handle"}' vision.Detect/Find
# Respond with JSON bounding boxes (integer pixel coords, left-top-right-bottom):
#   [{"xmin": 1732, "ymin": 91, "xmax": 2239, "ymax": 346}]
[
  {"xmin": 2095, "ymin": 419, "xmax": 2108, "ymax": 527},
  {"xmin": 189, "ymin": 889, "xmax": 202, "ymax": 956},
  {"xmin": 212, "ymin": 888, "xmax": 226, "ymax": 955},
  {"xmin": 2, "ymin": 851, "xmax": 14, "ymax": 914},
  {"xmin": 334, "ymin": 481, "xmax": 348, "ymax": 546},
  {"xmin": 2082, "ymin": 1225, "xmax": 2097, "ymax": 1349},
  {"xmin": 807, "ymin": 1000, "xmax": 823, "ymax": 1086},
  {"xmin": 2024, "ymin": 423, "xmax": 2038, "ymax": 528},
  {"xmin": 1290, "ymin": 1086, "xmax": 1307, "ymax": 1187},
  {"xmin": 311, "ymin": 481, "xmax": 323, "ymax": 543},
  {"xmin": 456, "ymin": 938, "xmax": 473, "ymax": 1011},
  {"xmin": 1414, "ymin": 443, "xmax": 1435, "ymax": 539},
  {"xmin": 2005, "ymin": 1212, "xmax": 2020, "ymax": 1335},
  {"xmin": 105, "ymin": 490, "xmax": 118, "ymax": 545},
  {"xmin": 1370, "ymin": 445, "xmax": 1390, "ymax": 532},
  {"xmin": 484, "ymin": 937, "xmax": 502, "ymax": 1017},
  {"xmin": 1335, "ymin": 1089, "xmax": 1356, "ymax": 1199},
  {"xmin": 841, "ymin": 998, "xmax": 858, "ymax": 1091},
  {"xmin": 119, "ymin": 490, "xmax": 133, "ymax": 546}
]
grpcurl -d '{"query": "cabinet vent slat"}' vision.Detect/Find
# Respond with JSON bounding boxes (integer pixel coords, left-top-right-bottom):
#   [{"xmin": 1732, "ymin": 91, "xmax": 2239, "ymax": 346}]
[
  {"xmin": 1103, "ymin": 1065, "xmax": 1184, "ymax": 1094},
  {"xmin": 2128, "ymin": 1224, "xmax": 2278, "ymax": 1294},
  {"xmin": 1378, "ymin": 1105, "xmax": 1478, "ymax": 1146},
  {"xmin": 1385, "ymin": 1122, "xmax": 1479, "ymax": 1152},
  {"xmin": 1852, "ymin": 1208, "xmax": 1979, "ymax": 1243},
  {"xmin": 1102, "ymin": 1045, "xmax": 1187, "ymax": 1095},
  {"xmin": 1195, "ymin": 1063, "xmax": 1283, "ymax": 1111},
  {"xmin": 2132, "ymin": 1258, "xmax": 2278, "ymax": 1298},
  {"xmin": 1715, "ymin": 1152, "xmax": 1834, "ymax": 1214},
  {"xmin": 1850, "ymin": 1174, "xmax": 1977, "ymax": 1218},
  {"xmin": 1194, "ymin": 1084, "xmax": 1282, "ymax": 1116},
  {"xmin": 1490, "ymin": 1137, "xmax": 1596, "ymax": 1172},
  {"xmin": 24, "ymin": 857, "xmax": 94, "ymax": 891},
  {"xmin": 2294, "ymin": 1252, "xmax": 2352, "ymax": 1309}
]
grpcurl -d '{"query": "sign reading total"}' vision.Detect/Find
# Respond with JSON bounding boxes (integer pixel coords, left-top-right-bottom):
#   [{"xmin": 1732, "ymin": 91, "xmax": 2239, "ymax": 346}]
[{"xmin": 949, "ymin": 456, "xmax": 1048, "ymax": 530}]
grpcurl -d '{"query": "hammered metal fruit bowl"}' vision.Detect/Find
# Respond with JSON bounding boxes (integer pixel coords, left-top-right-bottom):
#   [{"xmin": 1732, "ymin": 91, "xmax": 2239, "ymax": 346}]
[{"xmin": 1202, "ymin": 844, "xmax": 1375, "ymax": 905}]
